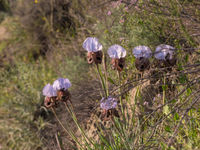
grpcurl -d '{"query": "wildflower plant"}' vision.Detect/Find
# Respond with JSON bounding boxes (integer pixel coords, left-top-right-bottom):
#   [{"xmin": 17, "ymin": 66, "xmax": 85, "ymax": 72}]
[
  {"xmin": 107, "ymin": 44, "xmax": 127, "ymax": 114},
  {"xmin": 53, "ymin": 78, "xmax": 72, "ymax": 103},
  {"xmin": 132, "ymin": 45, "xmax": 152, "ymax": 72},
  {"xmin": 100, "ymin": 96, "xmax": 118, "ymax": 111},
  {"xmin": 42, "ymin": 78, "xmax": 93, "ymax": 149},
  {"xmin": 100, "ymin": 96, "xmax": 119, "ymax": 121},
  {"xmin": 82, "ymin": 37, "xmax": 103, "ymax": 64},
  {"xmin": 83, "ymin": 37, "xmax": 108, "ymax": 97},
  {"xmin": 154, "ymin": 44, "xmax": 177, "ymax": 67},
  {"xmin": 107, "ymin": 44, "xmax": 126, "ymax": 72}
]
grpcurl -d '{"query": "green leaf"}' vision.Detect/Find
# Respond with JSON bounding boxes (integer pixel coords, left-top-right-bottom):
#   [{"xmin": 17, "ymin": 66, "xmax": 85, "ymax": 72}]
[
  {"xmin": 171, "ymin": 99, "xmax": 176, "ymax": 104},
  {"xmin": 185, "ymin": 54, "xmax": 189, "ymax": 62},
  {"xmin": 108, "ymin": 77, "xmax": 116, "ymax": 85},
  {"xmin": 165, "ymin": 126, "xmax": 171, "ymax": 132},
  {"xmin": 174, "ymin": 112, "xmax": 179, "ymax": 121},
  {"xmin": 187, "ymin": 88, "xmax": 192, "ymax": 96}
]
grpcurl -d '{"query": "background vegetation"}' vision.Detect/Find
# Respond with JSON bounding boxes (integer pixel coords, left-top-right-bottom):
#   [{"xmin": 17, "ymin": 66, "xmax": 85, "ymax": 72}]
[{"xmin": 0, "ymin": 0, "xmax": 199, "ymax": 149}]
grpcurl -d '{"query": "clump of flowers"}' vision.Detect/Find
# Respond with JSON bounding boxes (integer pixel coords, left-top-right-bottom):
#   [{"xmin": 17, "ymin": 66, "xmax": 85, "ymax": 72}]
[
  {"xmin": 154, "ymin": 44, "xmax": 176, "ymax": 67},
  {"xmin": 132, "ymin": 45, "xmax": 152, "ymax": 72},
  {"xmin": 42, "ymin": 78, "xmax": 72, "ymax": 108},
  {"xmin": 42, "ymin": 83, "xmax": 57, "ymax": 108},
  {"xmin": 82, "ymin": 37, "xmax": 103, "ymax": 64},
  {"xmin": 100, "ymin": 97, "xmax": 119, "ymax": 121},
  {"xmin": 107, "ymin": 44, "xmax": 126, "ymax": 72}
]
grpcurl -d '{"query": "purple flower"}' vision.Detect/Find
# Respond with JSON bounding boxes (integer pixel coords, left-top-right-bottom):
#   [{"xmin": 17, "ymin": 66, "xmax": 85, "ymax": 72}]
[
  {"xmin": 132, "ymin": 45, "xmax": 152, "ymax": 58},
  {"xmin": 42, "ymin": 83, "xmax": 57, "ymax": 97},
  {"xmin": 82, "ymin": 37, "xmax": 103, "ymax": 52},
  {"xmin": 100, "ymin": 97, "xmax": 117, "ymax": 110},
  {"xmin": 107, "ymin": 44, "xmax": 126, "ymax": 59},
  {"xmin": 107, "ymin": 11, "xmax": 112, "ymax": 16},
  {"xmin": 154, "ymin": 44, "xmax": 175, "ymax": 60},
  {"xmin": 53, "ymin": 78, "xmax": 71, "ymax": 91}
]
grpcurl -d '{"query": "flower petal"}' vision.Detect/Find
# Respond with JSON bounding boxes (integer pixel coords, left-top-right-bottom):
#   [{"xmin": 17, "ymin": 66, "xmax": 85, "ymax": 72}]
[
  {"xmin": 132, "ymin": 46, "xmax": 152, "ymax": 58},
  {"xmin": 53, "ymin": 78, "xmax": 71, "ymax": 91},
  {"xmin": 82, "ymin": 37, "xmax": 103, "ymax": 52},
  {"xmin": 107, "ymin": 44, "xmax": 126, "ymax": 59},
  {"xmin": 100, "ymin": 97, "xmax": 117, "ymax": 110},
  {"xmin": 42, "ymin": 83, "xmax": 57, "ymax": 97},
  {"xmin": 154, "ymin": 44, "xmax": 175, "ymax": 60}
]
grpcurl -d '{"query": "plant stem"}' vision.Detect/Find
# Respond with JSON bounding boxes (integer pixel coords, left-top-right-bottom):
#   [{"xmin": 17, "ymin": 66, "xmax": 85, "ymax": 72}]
[
  {"xmin": 51, "ymin": 107, "xmax": 83, "ymax": 149},
  {"xmin": 96, "ymin": 64, "xmax": 108, "ymax": 98},
  {"xmin": 163, "ymin": 76, "xmax": 166, "ymax": 105},
  {"xmin": 103, "ymin": 54, "xmax": 109, "ymax": 97},
  {"xmin": 117, "ymin": 71, "xmax": 124, "ymax": 114},
  {"xmin": 64, "ymin": 102, "xmax": 94, "ymax": 146}
]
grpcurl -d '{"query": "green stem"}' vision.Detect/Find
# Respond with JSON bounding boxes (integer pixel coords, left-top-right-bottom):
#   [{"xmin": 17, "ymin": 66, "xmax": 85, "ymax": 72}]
[
  {"xmin": 117, "ymin": 71, "xmax": 124, "ymax": 114},
  {"xmin": 51, "ymin": 107, "xmax": 83, "ymax": 149},
  {"xmin": 96, "ymin": 64, "xmax": 107, "ymax": 98},
  {"xmin": 64, "ymin": 102, "xmax": 94, "ymax": 146},
  {"xmin": 103, "ymin": 54, "xmax": 109, "ymax": 97}
]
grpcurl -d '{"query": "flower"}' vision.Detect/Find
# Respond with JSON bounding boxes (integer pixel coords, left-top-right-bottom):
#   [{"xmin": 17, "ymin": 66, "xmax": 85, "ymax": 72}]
[
  {"xmin": 108, "ymin": 44, "xmax": 126, "ymax": 59},
  {"xmin": 82, "ymin": 37, "xmax": 103, "ymax": 64},
  {"xmin": 42, "ymin": 83, "xmax": 57, "ymax": 97},
  {"xmin": 82, "ymin": 37, "xmax": 102, "ymax": 52},
  {"xmin": 154, "ymin": 44, "xmax": 175, "ymax": 60},
  {"xmin": 107, "ymin": 10, "xmax": 112, "ymax": 16},
  {"xmin": 100, "ymin": 97, "xmax": 117, "ymax": 110},
  {"xmin": 42, "ymin": 84, "xmax": 57, "ymax": 108},
  {"xmin": 132, "ymin": 45, "xmax": 152, "ymax": 58},
  {"xmin": 133, "ymin": 46, "xmax": 152, "ymax": 72},
  {"xmin": 53, "ymin": 78, "xmax": 71, "ymax": 102},
  {"xmin": 108, "ymin": 44, "xmax": 126, "ymax": 71},
  {"xmin": 53, "ymin": 78, "xmax": 71, "ymax": 91}
]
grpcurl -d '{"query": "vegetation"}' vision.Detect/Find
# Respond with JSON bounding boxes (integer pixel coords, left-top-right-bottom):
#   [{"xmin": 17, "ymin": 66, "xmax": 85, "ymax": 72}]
[{"xmin": 0, "ymin": 0, "xmax": 199, "ymax": 149}]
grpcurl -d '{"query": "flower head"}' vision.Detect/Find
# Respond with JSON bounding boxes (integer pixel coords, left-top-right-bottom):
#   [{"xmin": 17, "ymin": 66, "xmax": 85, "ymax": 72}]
[
  {"xmin": 132, "ymin": 46, "xmax": 152, "ymax": 58},
  {"xmin": 107, "ymin": 44, "xmax": 126, "ymax": 59},
  {"xmin": 53, "ymin": 78, "xmax": 71, "ymax": 91},
  {"xmin": 154, "ymin": 44, "xmax": 175, "ymax": 60},
  {"xmin": 100, "ymin": 97, "xmax": 117, "ymax": 110},
  {"xmin": 42, "ymin": 83, "xmax": 57, "ymax": 97},
  {"xmin": 107, "ymin": 10, "xmax": 112, "ymax": 16},
  {"xmin": 82, "ymin": 37, "xmax": 103, "ymax": 52}
]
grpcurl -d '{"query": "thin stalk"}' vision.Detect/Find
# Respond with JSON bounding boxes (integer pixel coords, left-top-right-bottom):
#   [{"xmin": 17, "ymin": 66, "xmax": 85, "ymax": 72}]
[
  {"xmin": 64, "ymin": 102, "xmax": 94, "ymax": 146},
  {"xmin": 163, "ymin": 76, "xmax": 166, "ymax": 105},
  {"xmin": 55, "ymin": 133, "xmax": 62, "ymax": 150},
  {"xmin": 51, "ymin": 107, "xmax": 83, "ymax": 149},
  {"xmin": 96, "ymin": 64, "xmax": 108, "ymax": 97},
  {"xmin": 103, "ymin": 54, "xmax": 109, "ymax": 97},
  {"xmin": 117, "ymin": 71, "xmax": 124, "ymax": 114}
]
